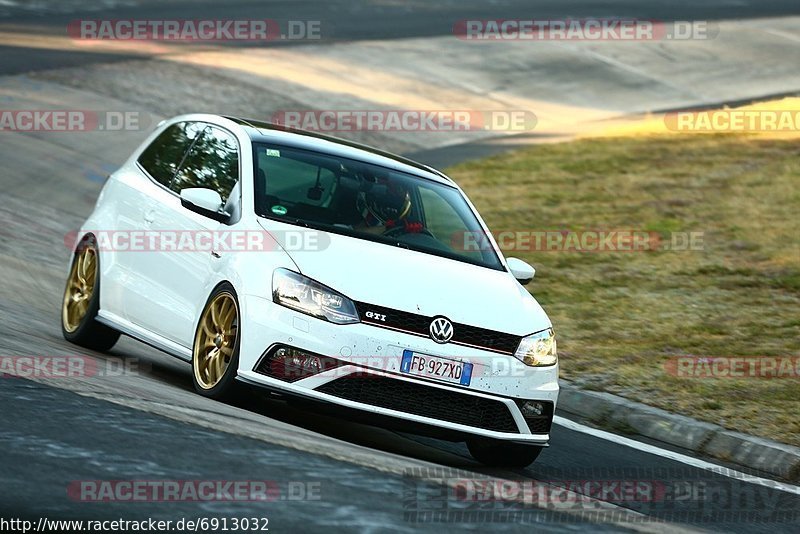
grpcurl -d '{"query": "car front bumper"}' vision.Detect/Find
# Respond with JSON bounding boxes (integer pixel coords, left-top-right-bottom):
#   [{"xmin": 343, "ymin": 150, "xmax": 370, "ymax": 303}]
[{"xmin": 237, "ymin": 295, "xmax": 559, "ymax": 444}]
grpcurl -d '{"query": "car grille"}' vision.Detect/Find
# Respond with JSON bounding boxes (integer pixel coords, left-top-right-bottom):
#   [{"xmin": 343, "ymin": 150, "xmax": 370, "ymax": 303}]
[
  {"xmin": 526, "ymin": 417, "xmax": 553, "ymax": 434},
  {"xmin": 316, "ymin": 375, "xmax": 519, "ymax": 433},
  {"xmin": 354, "ymin": 301, "xmax": 522, "ymax": 355}
]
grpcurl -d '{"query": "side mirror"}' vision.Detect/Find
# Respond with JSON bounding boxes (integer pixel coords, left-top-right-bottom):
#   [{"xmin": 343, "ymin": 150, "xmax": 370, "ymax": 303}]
[
  {"xmin": 180, "ymin": 188, "xmax": 228, "ymax": 223},
  {"xmin": 507, "ymin": 257, "xmax": 535, "ymax": 285}
]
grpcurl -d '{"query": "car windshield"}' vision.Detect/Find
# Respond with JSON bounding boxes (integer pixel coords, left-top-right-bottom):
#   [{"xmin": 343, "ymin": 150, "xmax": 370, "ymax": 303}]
[{"xmin": 253, "ymin": 143, "xmax": 503, "ymax": 270}]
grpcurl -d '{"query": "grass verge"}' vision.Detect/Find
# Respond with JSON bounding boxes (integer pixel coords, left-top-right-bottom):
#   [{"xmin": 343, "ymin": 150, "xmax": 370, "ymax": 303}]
[{"xmin": 447, "ymin": 133, "xmax": 800, "ymax": 446}]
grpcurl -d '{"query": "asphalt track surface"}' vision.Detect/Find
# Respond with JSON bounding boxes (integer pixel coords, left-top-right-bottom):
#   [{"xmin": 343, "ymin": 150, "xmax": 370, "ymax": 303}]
[
  {"xmin": 0, "ymin": 1, "xmax": 799, "ymax": 532},
  {"xmin": 1, "ymin": 0, "xmax": 799, "ymax": 77}
]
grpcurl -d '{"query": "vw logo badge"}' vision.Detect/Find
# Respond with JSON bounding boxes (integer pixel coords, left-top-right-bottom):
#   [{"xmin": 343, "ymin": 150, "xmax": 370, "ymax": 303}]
[{"xmin": 429, "ymin": 316, "xmax": 454, "ymax": 344}]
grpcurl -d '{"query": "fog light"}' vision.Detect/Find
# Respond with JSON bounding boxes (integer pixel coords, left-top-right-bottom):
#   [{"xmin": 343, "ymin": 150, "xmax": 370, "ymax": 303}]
[
  {"xmin": 277, "ymin": 348, "xmax": 320, "ymax": 377},
  {"xmin": 258, "ymin": 346, "xmax": 342, "ymax": 382},
  {"xmin": 521, "ymin": 401, "xmax": 544, "ymax": 417}
]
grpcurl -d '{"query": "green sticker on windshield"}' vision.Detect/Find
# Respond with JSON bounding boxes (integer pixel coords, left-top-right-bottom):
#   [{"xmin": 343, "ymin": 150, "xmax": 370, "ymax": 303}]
[
  {"xmin": 266, "ymin": 148, "xmax": 280, "ymax": 157},
  {"xmin": 271, "ymin": 205, "xmax": 287, "ymax": 215}
]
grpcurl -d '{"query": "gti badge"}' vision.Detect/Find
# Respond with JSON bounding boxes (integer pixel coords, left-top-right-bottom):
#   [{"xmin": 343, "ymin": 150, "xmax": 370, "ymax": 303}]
[{"xmin": 429, "ymin": 316, "xmax": 454, "ymax": 344}]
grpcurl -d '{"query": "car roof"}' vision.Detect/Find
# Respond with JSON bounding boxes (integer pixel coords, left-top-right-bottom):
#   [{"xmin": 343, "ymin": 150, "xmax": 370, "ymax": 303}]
[{"xmin": 223, "ymin": 116, "xmax": 454, "ymax": 186}]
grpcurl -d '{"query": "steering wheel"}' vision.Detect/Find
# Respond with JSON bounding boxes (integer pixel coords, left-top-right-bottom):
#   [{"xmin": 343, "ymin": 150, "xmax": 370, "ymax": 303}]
[{"xmin": 382, "ymin": 223, "xmax": 436, "ymax": 239}]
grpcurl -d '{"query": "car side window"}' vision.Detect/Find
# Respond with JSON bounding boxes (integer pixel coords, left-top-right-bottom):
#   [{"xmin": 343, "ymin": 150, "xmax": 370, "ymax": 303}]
[
  {"xmin": 170, "ymin": 125, "xmax": 240, "ymax": 203},
  {"xmin": 137, "ymin": 122, "xmax": 205, "ymax": 187}
]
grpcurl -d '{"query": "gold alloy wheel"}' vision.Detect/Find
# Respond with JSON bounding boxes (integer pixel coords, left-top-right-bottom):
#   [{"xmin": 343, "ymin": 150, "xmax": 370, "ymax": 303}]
[
  {"xmin": 62, "ymin": 245, "xmax": 97, "ymax": 333},
  {"xmin": 193, "ymin": 292, "xmax": 239, "ymax": 389}
]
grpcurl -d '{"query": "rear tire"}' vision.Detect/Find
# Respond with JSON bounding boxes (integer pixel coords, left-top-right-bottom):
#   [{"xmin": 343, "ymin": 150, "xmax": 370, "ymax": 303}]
[
  {"xmin": 467, "ymin": 439, "xmax": 543, "ymax": 468},
  {"xmin": 191, "ymin": 283, "xmax": 241, "ymax": 400},
  {"xmin": 61, "ymin": 236, "xmax": 120, "ymax": 352}
]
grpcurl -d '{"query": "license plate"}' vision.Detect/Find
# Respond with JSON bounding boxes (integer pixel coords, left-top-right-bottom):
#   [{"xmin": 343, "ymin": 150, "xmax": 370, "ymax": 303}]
[{"xmin": 400, "ymin": 350, "xmax": 472, "ymax": 386}]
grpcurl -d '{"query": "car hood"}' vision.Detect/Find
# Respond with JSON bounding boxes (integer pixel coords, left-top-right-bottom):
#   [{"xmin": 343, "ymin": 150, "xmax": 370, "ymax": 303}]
[{"xmin": 258, "ymin": 219, "xmax": 550, "ymax": 336}]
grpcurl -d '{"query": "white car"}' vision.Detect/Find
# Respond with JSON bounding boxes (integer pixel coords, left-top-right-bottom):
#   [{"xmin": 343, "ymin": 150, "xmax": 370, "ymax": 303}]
[{"xmin": 62, "ymin": 114, "xmax": 558, "ymax": 467}]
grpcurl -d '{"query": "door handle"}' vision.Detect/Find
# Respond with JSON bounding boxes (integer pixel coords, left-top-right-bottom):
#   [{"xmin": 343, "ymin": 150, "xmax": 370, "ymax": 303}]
[
  {"xmin": 144, "ymin": 209, "xmax": 155, "ymax": 224},
  {"xmin": 211, "ymin": 251, "xmax": 221, "ymax": 259}
]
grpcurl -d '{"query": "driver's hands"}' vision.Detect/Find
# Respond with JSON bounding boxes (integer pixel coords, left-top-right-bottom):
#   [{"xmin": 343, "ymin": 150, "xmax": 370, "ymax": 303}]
[{"xmin": 384, "ymin": 219, "xmax": 424, "ymax": 234}]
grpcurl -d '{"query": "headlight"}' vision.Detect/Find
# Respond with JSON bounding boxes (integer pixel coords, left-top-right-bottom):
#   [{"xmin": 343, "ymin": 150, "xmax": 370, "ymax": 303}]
[
  {"xmin": 272, "ymin": 269, "xmax": 359, "ymax": 325},
  {"xmin": 514, "ymin": 328, "xmax": 557, "ymax": 367}
]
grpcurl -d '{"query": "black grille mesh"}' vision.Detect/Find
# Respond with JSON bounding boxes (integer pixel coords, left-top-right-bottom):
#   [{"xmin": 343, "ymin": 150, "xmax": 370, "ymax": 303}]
[{"xmin": 316, "ymin": 376, "xmax": 519, "ymax": 433}]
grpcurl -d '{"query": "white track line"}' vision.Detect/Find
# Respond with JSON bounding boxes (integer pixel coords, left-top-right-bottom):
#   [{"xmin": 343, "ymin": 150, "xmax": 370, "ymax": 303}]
[{"xmin": 554, "ymin": 415, "xmax": 800, "ymax": 496}]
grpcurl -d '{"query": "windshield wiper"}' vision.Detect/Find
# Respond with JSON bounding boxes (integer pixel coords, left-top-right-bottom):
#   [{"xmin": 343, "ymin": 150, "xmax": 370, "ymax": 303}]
[
  {"xmin": 288, "ymin": 217, "xmax": 310, "ymax": 228},
  {"xmin": 259, "ymin": 213, "xmax": 316, "ymax": 229}
]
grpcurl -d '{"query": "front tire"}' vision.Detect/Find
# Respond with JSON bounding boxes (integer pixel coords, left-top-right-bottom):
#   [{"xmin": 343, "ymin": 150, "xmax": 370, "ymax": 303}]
[
  {"xmin": 467, "ymin": 439, "xmax": 543, "ymax": 468},
  {"xmin": 191, "ymin": 283, "xmax": 241, "ymax": 400},
  {"xmin": 61, "ymin": 237, "xmax": 120, "ymax": 351}
]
